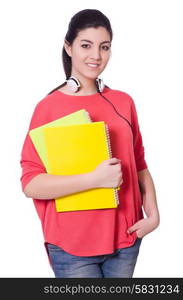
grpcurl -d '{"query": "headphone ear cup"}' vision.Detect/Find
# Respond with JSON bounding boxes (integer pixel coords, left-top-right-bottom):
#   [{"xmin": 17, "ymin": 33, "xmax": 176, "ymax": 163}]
[
  {"xmin": 66, "ymin": 76, "xmax": 81, "ymax": 92},
  {"xmin": 96, "ymin": 78, "xmax": 104, "ymax": 92}
]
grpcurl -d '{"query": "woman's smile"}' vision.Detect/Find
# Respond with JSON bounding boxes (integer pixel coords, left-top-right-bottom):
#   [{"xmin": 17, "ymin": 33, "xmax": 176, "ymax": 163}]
[{"xmin": 86, "ymin": 63, "xmax": 100, "ymax": 69}]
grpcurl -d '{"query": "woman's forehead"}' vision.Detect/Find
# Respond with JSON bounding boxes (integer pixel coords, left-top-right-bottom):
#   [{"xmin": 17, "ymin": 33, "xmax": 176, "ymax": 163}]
[{"xmin": 75, "ymin": 27, "xmax": 111, "ymax": 42}]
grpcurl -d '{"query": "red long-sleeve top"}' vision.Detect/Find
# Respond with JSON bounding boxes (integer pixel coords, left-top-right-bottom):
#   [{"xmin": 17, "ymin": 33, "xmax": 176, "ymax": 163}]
[{"xmin": 20, "ymin": 86, "xmax": 148, "ymax": 261}]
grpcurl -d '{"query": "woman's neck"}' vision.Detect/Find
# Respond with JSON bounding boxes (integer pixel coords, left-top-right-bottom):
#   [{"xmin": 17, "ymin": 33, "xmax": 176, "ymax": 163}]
[{"xmin": 59, "ymin": 84, "xmax": 98, "ymax": 96}]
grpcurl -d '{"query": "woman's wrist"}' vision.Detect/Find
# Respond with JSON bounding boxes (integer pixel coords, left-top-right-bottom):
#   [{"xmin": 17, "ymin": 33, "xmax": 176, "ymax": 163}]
[{"xmin": 85, "ymin": 171, "xmax": 100, "ymax": 189}]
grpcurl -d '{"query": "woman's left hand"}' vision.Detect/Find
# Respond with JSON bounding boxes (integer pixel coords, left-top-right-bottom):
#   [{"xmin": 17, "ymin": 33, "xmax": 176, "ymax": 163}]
[{"xmin": 127, "ymin": 216, "xmax": 160, "ymax": 239}]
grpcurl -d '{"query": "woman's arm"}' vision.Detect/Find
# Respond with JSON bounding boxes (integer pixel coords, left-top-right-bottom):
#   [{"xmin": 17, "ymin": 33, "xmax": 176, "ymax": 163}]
[
  {"xmin": 24, "ymin": 172, "xmax": 96, "ymax": 199},
  {"xmin": 127, "ymin": 168, "xmax": 160, "ymax": 238},
  {"xmin": 24, "ymin": 157, "xmax": 122, "ymax": 199},
  {"xmin": 138, "ymin": 168, "xmax": 160, "ymax": 220}
]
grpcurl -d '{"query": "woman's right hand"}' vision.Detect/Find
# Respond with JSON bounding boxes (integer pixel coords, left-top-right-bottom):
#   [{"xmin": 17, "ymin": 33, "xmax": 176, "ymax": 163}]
[{"xmin": 91, "ymin": 158, "xmax": 123, "ymax": 188}]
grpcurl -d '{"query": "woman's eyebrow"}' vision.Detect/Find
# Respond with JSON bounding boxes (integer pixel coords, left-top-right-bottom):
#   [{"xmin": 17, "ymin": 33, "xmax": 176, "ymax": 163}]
[{"xmin": 80, "ymin": 39, "xmax": 111, "ymax": 45}]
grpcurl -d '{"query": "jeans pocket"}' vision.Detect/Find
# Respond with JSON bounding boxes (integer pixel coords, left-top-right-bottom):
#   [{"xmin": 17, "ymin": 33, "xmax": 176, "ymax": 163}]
[{"xmin": 136, "ymin": 237, "xmax": 143, "ymax": 245}]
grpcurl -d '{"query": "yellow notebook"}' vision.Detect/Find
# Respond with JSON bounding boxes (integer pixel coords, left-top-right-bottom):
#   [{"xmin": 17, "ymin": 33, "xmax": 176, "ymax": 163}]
[
  {"xmin": 43, "ymin": 121, "xmax": 120, "ymax": 212},
  {"xmin": 29, "ymin": 109, "xmax": 91, "ymax": 169}
]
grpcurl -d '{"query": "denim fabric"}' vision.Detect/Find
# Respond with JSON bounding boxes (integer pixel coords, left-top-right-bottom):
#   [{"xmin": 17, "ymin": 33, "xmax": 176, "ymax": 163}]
[{"xmin": 47, "ymin": 238, "xmax": 142, "ymax": 278}]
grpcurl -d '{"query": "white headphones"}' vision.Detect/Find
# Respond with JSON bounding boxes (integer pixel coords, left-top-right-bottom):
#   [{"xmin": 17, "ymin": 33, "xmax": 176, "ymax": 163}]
[
  {"xmin": 66, "ymin": 76, "xmax": 105, "ymax": 93},
  {"xmin": 64, "ymin": 76, "xmax": 134, "ymax": 133}
]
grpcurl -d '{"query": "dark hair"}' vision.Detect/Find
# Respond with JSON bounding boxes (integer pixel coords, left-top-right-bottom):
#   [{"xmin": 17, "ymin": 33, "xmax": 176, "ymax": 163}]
[{"xmin": 47, "ymin": 9, "xmax": 113, "ymax": 95}]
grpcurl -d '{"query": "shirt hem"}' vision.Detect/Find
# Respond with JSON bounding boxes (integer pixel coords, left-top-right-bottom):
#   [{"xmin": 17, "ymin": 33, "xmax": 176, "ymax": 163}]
[{"xmin": 44, "ymin": 235, "xmax": 139, "ymax": 259}]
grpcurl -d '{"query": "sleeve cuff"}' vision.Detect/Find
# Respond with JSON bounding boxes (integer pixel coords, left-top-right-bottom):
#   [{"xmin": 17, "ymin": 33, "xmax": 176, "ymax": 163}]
[{"xmin": 136, "ymin": 159, "xmax": 148, "ymax": 172}]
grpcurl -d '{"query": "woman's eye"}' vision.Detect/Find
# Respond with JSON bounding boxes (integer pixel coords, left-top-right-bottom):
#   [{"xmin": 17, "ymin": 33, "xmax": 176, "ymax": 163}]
[
  {"xmin": 81, "ymin": 44, "xmax": 89, "ymax": 48},
  {"xmin": 81, "ymin": 44, "xmax": 110, "ymax": 50},
  {"xmin": 103, "ymin": 46, "xmax": 110, "ymax": 51}
]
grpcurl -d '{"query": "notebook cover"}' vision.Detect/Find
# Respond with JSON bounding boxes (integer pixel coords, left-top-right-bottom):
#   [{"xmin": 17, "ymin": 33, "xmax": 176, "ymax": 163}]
[
  {"xmin": 43, "ymin": 121, "xmax": 119, "ymax": 212},
  {"xmin": 29, "ymin": 109, "xmax": 91, "ymax": 169}
]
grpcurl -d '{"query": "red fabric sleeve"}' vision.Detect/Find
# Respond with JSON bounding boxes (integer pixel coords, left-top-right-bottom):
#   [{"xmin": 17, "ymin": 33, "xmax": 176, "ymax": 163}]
[
  {"xmin": 130, "ymin": 98, "xmax": 148, "ymax": 172},
  {"xmin": 20, "ymin": 102, "xmax": 47, "ymax": 192}
]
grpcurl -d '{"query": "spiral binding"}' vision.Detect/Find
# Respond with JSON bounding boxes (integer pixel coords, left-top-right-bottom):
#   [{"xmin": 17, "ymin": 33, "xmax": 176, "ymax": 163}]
[
  {"xmin": 105, "ymin": 124, "xmax": 120, "ymax": 206},
  {"xmin": 83, "ymin": 110, "xmax": 120, "ymax": 206}
]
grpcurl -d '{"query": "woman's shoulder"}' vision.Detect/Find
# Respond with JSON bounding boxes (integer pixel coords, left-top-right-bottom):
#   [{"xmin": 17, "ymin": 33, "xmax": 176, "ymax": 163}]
[
  {"xmin": 29, "ymin": 92, "xmax": 58, "ymax": 129},
  {"xmin": 31, "ymin": 90, "xmax": 60, "ymax": 116},
  {"xmin": 106, "ymin": 87, "xmax": 134, "ymax": 104}
]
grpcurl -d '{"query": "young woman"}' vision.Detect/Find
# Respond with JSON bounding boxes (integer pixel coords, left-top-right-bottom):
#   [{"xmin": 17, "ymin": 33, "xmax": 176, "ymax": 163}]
[{"xmin": 20, "ymin": 9, "xmax": 160, "ymax": 278}]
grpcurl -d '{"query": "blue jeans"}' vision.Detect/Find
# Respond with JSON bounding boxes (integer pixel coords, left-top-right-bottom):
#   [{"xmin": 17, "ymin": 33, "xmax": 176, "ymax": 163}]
[{"xmin": 47, "ymin": 238, "xmax": 142, "ymax": 278}]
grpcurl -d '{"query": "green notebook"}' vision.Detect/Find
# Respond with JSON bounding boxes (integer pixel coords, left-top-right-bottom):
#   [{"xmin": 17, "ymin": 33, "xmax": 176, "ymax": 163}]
[{"xmin": 29, "ymin": 109, "xmax": 92, "ymax": 169}]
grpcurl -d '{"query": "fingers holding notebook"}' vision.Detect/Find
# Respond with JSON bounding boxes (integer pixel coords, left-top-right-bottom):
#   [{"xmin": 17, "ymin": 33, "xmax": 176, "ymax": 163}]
[{"xmin": 91, "ymin": 157, "xmax": 123, "ymax": 189}]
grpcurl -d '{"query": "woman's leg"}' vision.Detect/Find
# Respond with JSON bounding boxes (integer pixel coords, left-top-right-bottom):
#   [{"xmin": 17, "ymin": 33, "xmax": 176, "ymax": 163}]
[
  {"xmin": 101, "ymin": 238, "xmax": 142, "ymax": 278},
  {"xmin": 47, "ymin": 243, "xmax": 104, "ymax": 278}
]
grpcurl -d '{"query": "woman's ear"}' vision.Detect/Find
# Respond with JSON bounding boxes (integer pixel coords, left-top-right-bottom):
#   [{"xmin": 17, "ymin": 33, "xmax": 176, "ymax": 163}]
[{"xmin": 64, "ymin": 39, "xmax": 72, "ymax": 57}]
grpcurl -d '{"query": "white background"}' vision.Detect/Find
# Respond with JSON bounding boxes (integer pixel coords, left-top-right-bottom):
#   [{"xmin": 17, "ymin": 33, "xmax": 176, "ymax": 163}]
[{"xmin": 0, "ymin": 0, "xmax": 182, "ymax": 277}]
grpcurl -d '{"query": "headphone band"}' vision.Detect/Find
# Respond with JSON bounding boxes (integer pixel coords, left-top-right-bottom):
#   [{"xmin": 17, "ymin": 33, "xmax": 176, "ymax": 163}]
[{"xmin": 66, "ymin": 76, "xmax": 104, "ymax": 93}]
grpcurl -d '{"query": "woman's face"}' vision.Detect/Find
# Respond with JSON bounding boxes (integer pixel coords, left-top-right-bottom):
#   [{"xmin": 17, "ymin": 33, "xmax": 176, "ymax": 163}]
[{"xmin": 64, "ymin": 26, "xmax": 112, "ymax": 80}]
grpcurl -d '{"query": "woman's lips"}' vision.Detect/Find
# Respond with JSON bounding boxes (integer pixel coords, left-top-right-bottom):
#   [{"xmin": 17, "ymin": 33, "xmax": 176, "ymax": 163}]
[{"xmin": 86, "ymin": 63, "xmax": 100, "ymax": 68}]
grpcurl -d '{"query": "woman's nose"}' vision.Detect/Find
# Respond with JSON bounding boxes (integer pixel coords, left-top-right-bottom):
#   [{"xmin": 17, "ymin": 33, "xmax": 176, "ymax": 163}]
[{"xmin": 90, "ymin": 48, "xmax": 101, "ymax": 60}]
